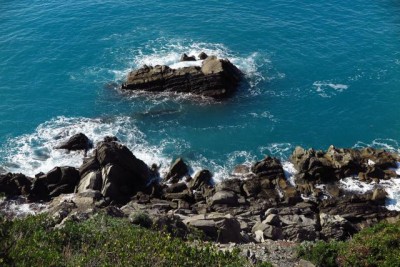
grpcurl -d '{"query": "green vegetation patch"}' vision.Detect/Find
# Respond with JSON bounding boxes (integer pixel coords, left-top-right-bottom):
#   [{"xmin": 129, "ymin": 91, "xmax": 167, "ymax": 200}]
[
  {"xmin": 0, "ymin": 213, "xmax": 271, "ymax": 267},
  {"xmin": 298, "ymin": 220, "xmax": 400, "ymax": 267}
]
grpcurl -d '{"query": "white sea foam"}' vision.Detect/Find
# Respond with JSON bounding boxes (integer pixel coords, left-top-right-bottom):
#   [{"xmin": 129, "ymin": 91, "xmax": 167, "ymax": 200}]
[
  {"xmin": 72, "ymin": 38, "xmax": 278, "ymax": 99},
  {"xmin": 0, "ymin": 196, "xmax": 48, "ymax": 219},
  {"xmin": 282, "ymin": 161, "xmax": 297, "ymax": 186},
  {"xmin": 0, "ymin": 116, "xmax": 172, "ymax": 177},
  {"xmin": 313, "ymin": 81, "xmax": 349, "ymax": 98},
  {"xmin": 339, "ymin": 160, "xmax": 400, "ymax": 211}
]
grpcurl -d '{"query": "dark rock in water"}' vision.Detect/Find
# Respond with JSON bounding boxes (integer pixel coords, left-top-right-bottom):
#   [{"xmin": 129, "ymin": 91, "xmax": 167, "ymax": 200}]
[
  {"xmin": 121, "ymin": 56, "xmax": 242, "ymax": 99},
  {"xmin": 189, "ymin": 169, "xmax": 212, "ymax": 190},
  {"xmin": 0, "ymin": 173, "xmax": 32, "ymax": 196},
  {"xmin": 55, "ymin": 133, "xmax": 93, "ymax": 151},
  {"xmin": 180, "ymin": 53, "xmax": 196, "ymax": 61},
  {"xmin": 76, "ymin": 140, "xmax": 151, "ymax": 204},
  {"xmin": 198, "ymin": 52, "xmax": 208, "ymax": 60},
  {"xmin": 164, "ymin": 158, "xmax": 189, "ymax": 182}
]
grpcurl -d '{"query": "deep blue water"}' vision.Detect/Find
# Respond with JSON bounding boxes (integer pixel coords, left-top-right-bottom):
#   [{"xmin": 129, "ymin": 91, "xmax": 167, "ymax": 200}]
[{"xmin": 1, "ymin": 0, "xmax": 399, "ymax": 179}]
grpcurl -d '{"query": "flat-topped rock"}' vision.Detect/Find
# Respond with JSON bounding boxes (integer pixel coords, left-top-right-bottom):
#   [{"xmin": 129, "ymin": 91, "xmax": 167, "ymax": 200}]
[{"xmin": 121, "ymin": 56, "xmax": 242, "ymax": 99}]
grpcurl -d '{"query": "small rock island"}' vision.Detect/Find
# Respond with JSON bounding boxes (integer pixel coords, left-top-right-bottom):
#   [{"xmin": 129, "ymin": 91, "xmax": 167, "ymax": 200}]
[{"xmin": 121, "ymin": 53, "xmax": 243, "ymax": 99}]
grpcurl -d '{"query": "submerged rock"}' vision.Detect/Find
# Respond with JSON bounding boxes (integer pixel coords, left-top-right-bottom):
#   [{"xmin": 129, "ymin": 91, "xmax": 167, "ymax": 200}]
[{"xmin": 121, "ymin": 56, "xmax": 242, "ymax": 99}]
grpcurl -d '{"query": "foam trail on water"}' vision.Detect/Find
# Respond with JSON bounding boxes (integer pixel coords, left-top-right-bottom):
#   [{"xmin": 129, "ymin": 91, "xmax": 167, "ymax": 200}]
[{"xmin": 313, "ymin": 81, "xmax": 349, "ymax": 98}]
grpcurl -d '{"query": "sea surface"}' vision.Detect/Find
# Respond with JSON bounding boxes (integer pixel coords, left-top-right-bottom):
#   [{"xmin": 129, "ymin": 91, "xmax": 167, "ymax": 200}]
[{"xmin": 1, "ymin": 1, "xmax": 400, "ymax": 208}]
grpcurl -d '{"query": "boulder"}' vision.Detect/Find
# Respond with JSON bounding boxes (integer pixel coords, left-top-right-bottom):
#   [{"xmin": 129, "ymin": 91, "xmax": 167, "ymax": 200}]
[
  {"xmin": 121, "ymin": 56, "xmax": 242, "ymax": 99},
  {"xmin": 164, "ymin": 158, "xmax": 189, "ymax": 182},
  {"xmin": 319, "ymin": 213, "xmax": 356, "ymax": 241},
  {"xmin": 184, "ymin": 214, "xmax": 244, "ymax": 243},
  {"xmin": 55, "ymin": 133, "xmax": 92, "ymax": 151},
  {"xmin": 215, "ymin": 178, "xmax": 242, "ymax": 194},
  {"xmin": 0, "ymin": 173, "xmax": 32, "ymax": 196},
  {"xmin": 210, "ymin": 190, "xmax": 239, "ymax": 206},
  {"xmin": 180, "ymin": 53, "xmax": 196, "ymax": 61},
  {"xmin": 189, "ymin": 169, "xmax": 212, "ymax": 190},
  {"xmin": 76, "ymin": 171, "xmax": 102, "ymax": 193},
  {"xmin": 198, "ymin": 52, "xmax": 208, "ymax": 60},
  {"xmin": 96, "ymin": 141, "xmax": 149, "ymax": 184},
  {"xmin": 31, "ymin": 167, "xmax": 80, "ymax": 199}
]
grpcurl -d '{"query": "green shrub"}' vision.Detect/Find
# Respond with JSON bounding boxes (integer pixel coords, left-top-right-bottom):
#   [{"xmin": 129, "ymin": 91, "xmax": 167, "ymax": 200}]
[
  {"xmin": 298, "ymin": 220, "xmax": 400, "ymax": 267},
  {"xmin": 337, "ymin": 221, "xmax": 400, "ymax": 267},
  {"xmin": 0, "ymin": 213, "xmax": 270, "ymax": 267},
  {"xmin": 129, "ymin": 211, "xmax": 153, "ymax": 228},
  {"xmin": 297, "ymin": 240, "xmax": 342, "ymax": 267}
]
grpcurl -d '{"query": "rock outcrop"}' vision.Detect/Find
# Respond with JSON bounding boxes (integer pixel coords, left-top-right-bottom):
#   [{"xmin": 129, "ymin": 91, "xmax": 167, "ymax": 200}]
[
  {"xmin": 1, "ymin": 144, "xmax": 399, "ymax": 246},
  {"xmin": 55, "ymin": 133, "xmax": 93, "ymax": 152},
  {"xmin": 121, "ymin": 56, "xmax": 242, "ymax": 99}
]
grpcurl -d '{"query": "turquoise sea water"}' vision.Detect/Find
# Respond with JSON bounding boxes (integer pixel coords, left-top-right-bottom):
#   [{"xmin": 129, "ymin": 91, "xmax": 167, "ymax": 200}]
[{"xmin": 0, "ymin": 0, "xmax": 399, "ymax": 180}]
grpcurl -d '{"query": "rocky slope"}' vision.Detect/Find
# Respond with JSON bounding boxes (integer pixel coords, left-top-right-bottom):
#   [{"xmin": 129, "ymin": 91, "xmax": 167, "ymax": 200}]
[{"xmin": 1, "ymin": 134, "xmax": 399, "ymax": 266}]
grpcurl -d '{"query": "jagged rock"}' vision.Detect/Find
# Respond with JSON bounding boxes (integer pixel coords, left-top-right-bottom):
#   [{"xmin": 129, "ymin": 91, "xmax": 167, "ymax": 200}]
[
  {"xmin": 32, "ymin": 167, "xmax": 80, "ymax": 199},
  {"xmin": 189, "ymin": 169, "xmax": 212, "ymax": 190},
  {"xmin": 96, "ymin": 141, "xmax": 149, "ymax": 183},
  {"xmin": 122, "ymin": 56, "xmax": 242, "ymax": 99},
  {"xmin": 164, "ymin": 158, "xmax": 189, "ymax": 182},
  {"xmin": 0, "ymin": 173, "xmax": 32, "ymax": 196},
  {"xmin": 180, "ymin": 53, "xmax": 196, "ymax": 61},
  {"xmin": 198, "ymin": 52, "xmax": 208, "ymax": 60},
  {"xmin": 251, "ymin": 156, "xmax": 285, "ymax": 180},
  {"xmin": 79, "ymin": 156, "xmax": 100, "ymax": 178},
  {"xmin": 55, "ymin": 133, "xmax": 92, "ymax": 151},
  {"xmin": 291, "ymin": 146, "xmax": 398, "ymax": 184}
]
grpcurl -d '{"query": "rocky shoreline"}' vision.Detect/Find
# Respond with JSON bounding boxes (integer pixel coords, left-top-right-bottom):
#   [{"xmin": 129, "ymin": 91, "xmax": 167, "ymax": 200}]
[{"xmin": 1, "ymin": 133, "xmax": 399, "ymax": 266}]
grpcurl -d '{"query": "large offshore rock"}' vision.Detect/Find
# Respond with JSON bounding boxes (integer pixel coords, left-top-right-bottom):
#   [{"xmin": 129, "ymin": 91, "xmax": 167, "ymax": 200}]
[
  {"xmin": 121, "ymin": 56, "xmax": 242, "ymax": 99},
  {"xmin": 55, "ymin": 133, "xmax": 93, "ymax": 151}
]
